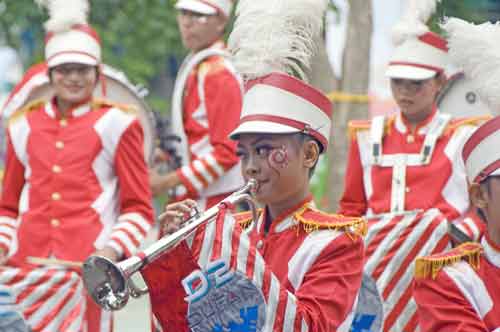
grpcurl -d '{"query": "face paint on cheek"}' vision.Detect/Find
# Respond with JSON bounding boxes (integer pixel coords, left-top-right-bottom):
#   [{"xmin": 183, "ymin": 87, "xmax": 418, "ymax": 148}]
[{"xmin": 268, "ymin": 146, "xmax": 289, "ymax": 169}]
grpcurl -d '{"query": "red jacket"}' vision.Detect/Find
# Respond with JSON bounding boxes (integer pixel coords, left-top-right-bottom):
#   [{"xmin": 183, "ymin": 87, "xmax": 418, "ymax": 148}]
[
  {"xmin": 0, "ymin": 98, "xmax": 154, "ymax": 266},
  {"xmin": 232, "ymin": 198, "xmax": 366, "ymax": 331},
  {"xmin": 339, "ymin": 110, "xmax": 485, "ymax": 221},
  {"xmin": 414, "ymin": 238, "xmax": 500, "ymax": 331},
  {"xmin": 172, "ymin": 41, "xmax": 243, "ymax": 206}
]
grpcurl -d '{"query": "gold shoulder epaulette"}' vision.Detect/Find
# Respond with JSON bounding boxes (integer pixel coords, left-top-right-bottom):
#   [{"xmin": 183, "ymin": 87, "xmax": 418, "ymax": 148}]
[
  {"xmin": 415, "ymin": 242, "xmax": 482, "ymax": 280},
  {"xmin": 294, "ymin": 206, "xmax": 367, "ymax": 238},
  {"xmin": 92, "ymin": 98, "xmax": 137, "ymax": 114},
  {"xmin": 348, "ymin": 120, "xmax": 371, "ymax": 139},
  {"xmin": 198, "ymin": 57, "xmax": 226, "ymax": 77},
  {"xmin": 8, "ymin": 99, "xmax": 45, "ymax": 125},
  {"xmin": 446, "ymin": 115, "xmax": 492, "ymax": 133},
  {"xmin": 348, "ymin": 115, "xmax": 395, "ymax": 140},
  {"xmin": 234, "ymin": 210, "xmax": 261, "ymax": 230}
]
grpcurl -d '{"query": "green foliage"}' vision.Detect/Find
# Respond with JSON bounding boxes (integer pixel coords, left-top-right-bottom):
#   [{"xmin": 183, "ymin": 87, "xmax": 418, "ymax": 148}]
[
  {"xmin": 430, "ymin": 0, "xmax": 500, "ymax": 34},
  {"xmin": 0, "ymin": 0, "xmax": 184, "ymax": 104}
]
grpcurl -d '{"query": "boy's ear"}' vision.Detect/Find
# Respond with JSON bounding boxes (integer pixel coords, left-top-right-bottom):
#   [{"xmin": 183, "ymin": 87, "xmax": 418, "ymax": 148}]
[
  {"xmin": 303, "ymin": 140, "xmax": 320, "ymax": 169},
  {"xmin": 470, "ymin": 183, "xmax": 488, "ymax": 209}
]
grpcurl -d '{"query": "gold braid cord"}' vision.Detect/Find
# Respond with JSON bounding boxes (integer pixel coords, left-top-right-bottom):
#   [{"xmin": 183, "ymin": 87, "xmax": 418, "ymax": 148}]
[
  {"xmin": 9, "ymin": 99, "xmax": 45, "ymax": 125},
  {"xmin": 293, "ymin": 207, "xmax": 367, "ymax": 239},
  {"xmin": 235, "ymin": 204, "xmax": 367, "ymax": 240},
  {"xmin": 414, "ymin": 242, "xmax": 483, "ymax": 280}
]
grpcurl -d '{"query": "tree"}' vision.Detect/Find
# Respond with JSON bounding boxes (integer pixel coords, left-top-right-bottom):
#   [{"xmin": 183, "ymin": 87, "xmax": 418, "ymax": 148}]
[
  {"xmin": 324, "ymin": 0, "xmax": 372, "ymax": 211},
  {"xmin": 0, "ymin": 0, "xmax": 184, "ymax": 109}
]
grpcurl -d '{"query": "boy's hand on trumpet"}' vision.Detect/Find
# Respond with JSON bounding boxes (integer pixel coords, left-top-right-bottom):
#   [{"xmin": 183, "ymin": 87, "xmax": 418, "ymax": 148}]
[{"xmin": 159, "ymin": 199, "xmax": 198, "ymax": 235}]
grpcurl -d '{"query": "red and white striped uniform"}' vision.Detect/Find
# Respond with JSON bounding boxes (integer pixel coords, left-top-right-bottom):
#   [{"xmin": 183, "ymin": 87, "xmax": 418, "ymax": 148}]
[
  {"xmin": 143, "ymin": 199, "xmax": 365, "ymax": 331},
  {"xmin": 340, "ymin": 110, "xmax": 480, "ymax": 222},
  {"xmin": 414, "ymin": 237, "xmax": 500, "ymax": 331},
  {"xmin": 0, "ymin": 99, "xmax": 153, "ymax": 262},
  {"xmin": 0, "ymin": 98, "xmax": 153, "ymax": 331},
  {"xmin": 172, "ymin": 41, "xmax": 243, "ymax": 209},
  {"xmin": 193, "ymin": 199, "xmax": 364, "ymax": 331},
  {"xmin": 340, "ymin": 110, "xmax": 487, "ymax": 332},
  {"xmin": 0, "ymin": 266, "xmax": 86, "ymax": 332},
  {"xmin": 362, "ymin": 209, "xmax": 451, "ymax": 332}
]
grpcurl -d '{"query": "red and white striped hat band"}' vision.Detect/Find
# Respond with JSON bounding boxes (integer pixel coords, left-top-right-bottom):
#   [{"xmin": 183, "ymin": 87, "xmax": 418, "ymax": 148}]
[
  {"xmin": 175, "ymin": 0, "xmax": 233, "ymax": 17},
  {"xmin": 230, "ymin": 72, "xmax": 332, "ymax": 151},
  {"xmin": 463, "ymin": 116, "xmax": 500, "ymax": 183},
  {"xmin": 386, "ymin": 32, "xmax": 449, "ymax": 80},
  {"xmin": 45, "ymin": 24, "xmax": 101, "ymax": 68}
]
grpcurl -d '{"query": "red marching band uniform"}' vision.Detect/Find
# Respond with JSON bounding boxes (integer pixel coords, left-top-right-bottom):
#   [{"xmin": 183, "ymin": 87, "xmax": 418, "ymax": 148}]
[
  {"xmin": 143, "ymin": 198, "xmax": 366, "ymax": 332},
  {"xmin": 140, "ymin": 0, "xmax": 365, "ymax": 330},
  {"xmin": 339, "ymin": 2, "xmax": 487, "ymax": 331},
  {"xmin": 170, "ymin": 0, "xmax": 243, "ymax": 209},
  {"xmin": 415, "ymin": 240, "xmax": 500, "ymax": 332},
  {"xmin": 414, "ymin": 18, "xmax": 500, "ymax": 332},
  {"xmin": 0, "ymin": 1, "xmax": 153, "ymax": 331}
]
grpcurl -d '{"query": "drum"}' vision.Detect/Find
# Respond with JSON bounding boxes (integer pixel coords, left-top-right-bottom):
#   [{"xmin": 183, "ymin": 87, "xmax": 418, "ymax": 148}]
[
  {"xmin": 2, "ymin": 63, "xmax": 156, "ymax": 165},
  {"xmin": 437, "ymin": 72, "xmax": 492, "ymax": 118},
  {"xmin": 0, "ymin": 288, "xmax": 30, "ymax": 332}
]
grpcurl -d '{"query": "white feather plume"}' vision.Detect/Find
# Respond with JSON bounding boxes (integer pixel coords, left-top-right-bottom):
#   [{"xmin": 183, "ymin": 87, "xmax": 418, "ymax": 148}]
[
  {"xmin": 443, "ymin": 17, "xmax": 500, "ymax": 111},
  {"xmin": 228, "ymin": 0, "xmax": 329, "ymax": 81},
  {"xmin": 35, "ymin": 0, "xmax": 89, "ymax": 32},
  {"xmin": 392, "ymin": 0, "xmax": 441, "ymax": 45}
]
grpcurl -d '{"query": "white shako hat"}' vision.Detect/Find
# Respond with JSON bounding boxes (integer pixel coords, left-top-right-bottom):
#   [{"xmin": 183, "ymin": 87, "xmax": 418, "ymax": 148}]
[
  {"xmin": 175, "ymin": 0, "xmax": 233, "ymax": 17},
  {"xmin": 228, "ymin": 0, "xmax": 331, "ymax": 152},
  {"xmin": 386, "ymin": 0, "xmax": 449, "ymax": 80},
  {"xmin": 37, "ymin": 0, "xmax": 101, "ymax": 68},
  {"xmin": 231, "ymin": 73, "xmax": 332, "ymax": 151},
  {"xmin": 462, "ymin": 116, "xmax": 500, "ymax": 183},
  {"xmin": 442, "ymin": 18, "xmax": 500, "ymax": 183}
]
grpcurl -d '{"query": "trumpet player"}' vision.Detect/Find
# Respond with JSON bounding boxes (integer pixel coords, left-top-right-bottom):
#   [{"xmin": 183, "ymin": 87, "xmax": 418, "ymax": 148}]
[{"xmin": 157, "ymin": 0, "xmax": 365, "ymax": 330}]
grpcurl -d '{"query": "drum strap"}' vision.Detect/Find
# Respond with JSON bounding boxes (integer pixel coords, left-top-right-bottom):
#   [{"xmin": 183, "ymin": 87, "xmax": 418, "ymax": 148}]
[{"xmin": 171, "ymin": 47, "xmax": 229, "ymax": 167}]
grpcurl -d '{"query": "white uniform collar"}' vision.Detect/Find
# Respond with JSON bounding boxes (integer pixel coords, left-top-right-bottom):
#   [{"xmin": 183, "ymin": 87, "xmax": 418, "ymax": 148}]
[{"xmin": 394, "ymin": 107, "xmax": 440, "ymax": 135}]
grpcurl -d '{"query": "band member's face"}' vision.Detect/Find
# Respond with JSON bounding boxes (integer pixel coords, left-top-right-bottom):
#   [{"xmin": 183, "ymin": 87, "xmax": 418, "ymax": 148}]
[
  {"xmin": 236, "ymin": 133, "xmax": 314, "ymax": 207},
  {"xmin": 176, "ymin": 9, "xmax": 226, "ymax": 52},
  {"xmin": 51, "ymin": 63, "xmax": 97, "ymax": 105},
  {"xmin": 390, "ymin": 75, "xmax": 444, "ymax": 123},
  {"xmin": 471, "ymin": 176, "xmax": 500, "ymax": 242}
]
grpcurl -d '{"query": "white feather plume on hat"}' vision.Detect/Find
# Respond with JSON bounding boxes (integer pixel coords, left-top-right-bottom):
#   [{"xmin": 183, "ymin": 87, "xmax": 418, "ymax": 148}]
[
  {"xmin": 36, "ymin": 0, "xmax": 89, "ymax": 32},
  {"xmin": 443, "ymin": 18, "xmax": 500, "ymax": 111},
  {"xmin": 228, "ymin": 0, "xmax": 329, "ymax": 82},
  {"xmin": 392, "ymin": 0, "xmax": 441, "ymax": 45}
]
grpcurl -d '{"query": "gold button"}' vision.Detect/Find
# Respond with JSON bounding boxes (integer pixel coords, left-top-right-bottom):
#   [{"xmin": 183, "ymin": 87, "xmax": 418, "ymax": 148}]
[
  {"xmin": 51, "ymin": 192, "xmax": 61, "ymax": 201},
  {"xmin": 55, "ymin": 141, "xmax": 64, "ymax": 149},
  {"xmin": 60, "ymin": 119, "xmax": 68, "ymax": 127},
  {"xmin": 52, "ymin": 165, "xmax": 62, "ymax": 173},
  {"xmin": 407, "ymin": 135, "xmax": 415, "ymax": 143},
  {"xmin": 51, "ymin": 219, "xmax": 60, "ymax": 227},
  {"xmin": 406, "ymin": 187, "xmax": 410, "ymax": 193}
]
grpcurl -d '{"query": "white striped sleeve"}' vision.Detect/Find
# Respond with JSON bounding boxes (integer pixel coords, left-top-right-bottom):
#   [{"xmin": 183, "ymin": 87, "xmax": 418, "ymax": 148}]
[
  {"xmin": 0, "ymin": 216, "xmax": 18, "ymax": 253},
  {"xmin": 107, "ymin": 213, "xmax": 152, "ymax": 257},
  {"xmin": 178, "ymin": 152, "xmax": 228, "ymax": 195}
]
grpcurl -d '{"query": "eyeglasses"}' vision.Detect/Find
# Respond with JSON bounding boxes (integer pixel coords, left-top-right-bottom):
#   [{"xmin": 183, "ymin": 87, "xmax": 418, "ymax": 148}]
[
  {"xmin": 177, "ymin": 9, "xmax": 215, "ymax": 24},
  {"xmin": 52, "ymin": 64, "xmax": 95, "ymax": 76}
]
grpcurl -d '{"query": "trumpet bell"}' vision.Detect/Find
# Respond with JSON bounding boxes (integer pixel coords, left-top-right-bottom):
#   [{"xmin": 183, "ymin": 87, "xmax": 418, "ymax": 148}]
[{"xmin": 83, "ymin": 256, "xmax": 129, "ymax": 311}]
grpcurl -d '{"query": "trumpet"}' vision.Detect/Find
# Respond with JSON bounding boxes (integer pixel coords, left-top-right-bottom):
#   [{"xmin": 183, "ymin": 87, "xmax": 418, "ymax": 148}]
[{"xmin": 82, "ymin": 180, "xmax": 258, "ymax": 311}]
